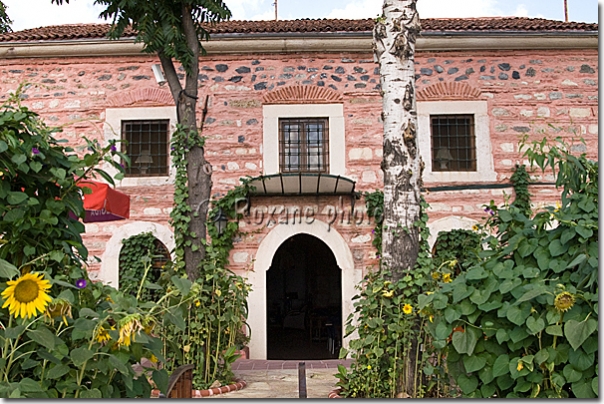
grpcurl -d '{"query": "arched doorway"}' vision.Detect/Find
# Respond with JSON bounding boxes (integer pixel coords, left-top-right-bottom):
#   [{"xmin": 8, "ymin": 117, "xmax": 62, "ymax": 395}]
[{"xmin": 266, "ymin": 234, "xmax": 342, "ymax": 360}]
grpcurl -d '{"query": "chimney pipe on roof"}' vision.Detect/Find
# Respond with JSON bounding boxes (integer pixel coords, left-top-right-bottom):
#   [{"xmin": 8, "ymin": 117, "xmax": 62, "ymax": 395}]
[
  {"xmin": 564, "ymin": 0, "xmax": 568, "ymax": 22},
  {"xmin": 274, "ymin": 0, "xmax": 278, "ymax": 21}
]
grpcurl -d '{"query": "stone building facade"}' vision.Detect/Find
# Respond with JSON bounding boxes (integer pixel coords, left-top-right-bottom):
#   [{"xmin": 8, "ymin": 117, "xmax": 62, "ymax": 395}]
[{"xmin": 0, "ymin": 17, "xmax": 598, "ymax": 359}]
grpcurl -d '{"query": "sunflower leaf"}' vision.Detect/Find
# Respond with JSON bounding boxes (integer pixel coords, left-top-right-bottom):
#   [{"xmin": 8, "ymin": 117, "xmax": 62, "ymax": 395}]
[
  {"xmin": 26, "ymin": 328, "xmax": 56, "ymax": 350},
  {"xmin": 0, "ymin": 258, "xmax": 19, "ymax": 279}
]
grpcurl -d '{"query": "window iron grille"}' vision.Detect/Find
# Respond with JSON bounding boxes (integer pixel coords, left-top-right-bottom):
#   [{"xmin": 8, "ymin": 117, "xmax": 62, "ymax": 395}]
[
  {"xmin": 430, "ymin": 115, "xmax": 476, "ymax": 172},
  {"xmin": 279, "ymin": 118, "xmax": 329, "ymax": 173},
  {"xmin": 122, "ymin": 120, "xmax": 169, "ymax": 177}
]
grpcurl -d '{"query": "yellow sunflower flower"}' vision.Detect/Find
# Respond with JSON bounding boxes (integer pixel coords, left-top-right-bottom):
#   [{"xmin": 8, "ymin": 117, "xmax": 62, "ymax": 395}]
[
  {"xmin": 554, "ymin": 292, "xmax": 575, "ymax": 313},
  {"xmin": 1, "ymin": 272, "xmax": 52, "ymax": 319},
  {"xmin": 403, "ymin": 304, "xmax": 413, "ymax": 315},
  {"xmin": 95, "ymin": 325, "xmax": 113, "ymax": 344},
  {"xmin": 442, "ymin": 273, "xmax": 452, "ymax": 283},
  {"xmin": 118, "ymin": 315, "xmax": 143, "ymax": 347}
]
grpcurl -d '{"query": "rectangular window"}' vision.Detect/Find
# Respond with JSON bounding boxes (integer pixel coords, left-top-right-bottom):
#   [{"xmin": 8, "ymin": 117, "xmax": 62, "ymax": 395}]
[
  {"xmin": 430, "ymin": 115, "xmax": 476, "ymax": 172},
  {"xmin": 122, "ymin": 120, "xmax": 169, "ymax": 177},
  {"xmin": 279, "ymin": 118, "xmax": 329, "ymax": 173}
]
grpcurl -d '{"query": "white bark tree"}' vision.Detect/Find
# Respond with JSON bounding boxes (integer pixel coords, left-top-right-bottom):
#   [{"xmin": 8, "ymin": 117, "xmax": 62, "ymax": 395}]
[
  {"xmin": 374, "ymin": 1, "xmax": 422, "ymax": 396},
  {"xmin": 375, "ymin": 0, "xmax": 422, "ymax": 282}
]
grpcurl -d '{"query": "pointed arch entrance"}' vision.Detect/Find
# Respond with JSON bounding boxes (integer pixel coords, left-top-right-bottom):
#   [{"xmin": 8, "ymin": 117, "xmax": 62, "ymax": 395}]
[{"xmin": 246, "ymin": 219, "xmax": 362, "ymax": 360}]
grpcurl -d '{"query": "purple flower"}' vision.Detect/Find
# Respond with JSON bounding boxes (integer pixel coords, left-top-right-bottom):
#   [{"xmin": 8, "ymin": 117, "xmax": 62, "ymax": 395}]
[
  {"xmin": 76, "ymin": 279, "xmax": 87, "ymax": 289},
  {"xmin": 484, "ymin": 207, "xmax": 495, "ymax": 216},
  {"xmin": 32, "ymin": 147, "xmax": 40, "ymax": 155},
  {"xmin": 371, "ymin": 229, "xmax": 375, "ymax": 234},
  {"xmin": 110, "ymin": 144, "xmax": 117, "ymax": 152}
]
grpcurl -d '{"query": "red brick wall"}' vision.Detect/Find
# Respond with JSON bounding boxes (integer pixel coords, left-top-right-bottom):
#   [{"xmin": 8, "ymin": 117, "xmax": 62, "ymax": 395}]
[{"xmin": 0, "ymin": 47, "xmax": 597, "ymax": 277}]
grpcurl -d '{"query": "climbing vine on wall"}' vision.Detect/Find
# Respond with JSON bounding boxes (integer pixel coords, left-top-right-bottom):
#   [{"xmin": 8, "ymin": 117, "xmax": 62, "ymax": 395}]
[
  {"xmin": 163, "ymin": 127, "xmax": 252, "ymax": 389},
  {"xmin": 510, "ymin": 164, "xmax": 532, "ymax": 217}
]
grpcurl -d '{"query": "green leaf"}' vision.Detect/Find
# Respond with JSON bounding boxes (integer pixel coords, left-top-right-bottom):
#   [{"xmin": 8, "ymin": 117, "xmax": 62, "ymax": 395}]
[
  {"xmin": 466, "ymin": 267, "xmax": 488, "ymax": 280},
  {"xmin": 78, "ymin": 308, "xmax": 99, "ymax": 318},
  {"xmin": 444, "ymin": 306, "xmax": 461, "ymax": 323},
  {"xmin": 45, "ymin": 364, "xmax": 71, "ymax": 380},
  {"xmin": 496, "ymin": 329, "xmax": 509, "ymax": 344},
  {"xmin": 526, "ymin": 316, "xmax": 545, "ymax": 335},
  {"xmin": 29, "ymin": 161, "xmax": 43, "ymax": 173},
  {"xmin": 7, "ymin": 192, "xmax": 28, "ymax": 205},
  {"xmin": 26, "ymin": 328, "xmax": 56, "ymax": 350},
  {"xmin": 506, "ymin": 305, "xmax": 530, "ymax": 326},
  {"xmin": 463, "ymin": 355, "xmax": 487, "ymax": 373},
  {"xmin": 457, "ymin": 374, "xmax": 479, "ymax": 395},
  {"xmin": 153, "ymin": 369, "xmax": 169, "ymax": 395},
  {"xmin": 521, "ymin": 266, "xmax": 540, "ymax": 278},
  {"xmin": 592, "ymin": 377, "xmax": 598, "ymax": 395},
  {"xmin": 568, "ymin": 348, "xmax": 594, "ymax": 371},
  {"xmin": 0, "ymin": 140, "xmax": 7, "ymax": 153},
  {"xmin": 0, "ymin": 259, "xmax": 19, "ymax": 279},
  {"xmin": 70, "ymin": 347, "xmax": 95, "ymax": 367},
  {"xmin": 452, "ymin": 327, "xmax": 480, "ymax": 356},
  {"xmin": 498, "ymin": 210, "xmax": 512, "ymax": 222},
  {"xmin": 566, "ymin": 254, "xmax": 586, "ymax": 269},
  {"xmin": 564, "ymin": 318, "xmax": 598, "ymax": 351},
  {"xmin": 79, "ymin": 388, "xmax": 102, "ymax": 398},
  {"xmin": 573, "ymin": 379, "xmax": 596, "ymax": 398},
  {"xmin": 480, "ymin": 383, "xmax": 496, "ymax": 398},
  {"xmin": 435, "ymin": 322, "xmax": 452, "ymax": 340},
  {"xmin": 575, "ymin": 225, "xmax": 593, "ymax": 239},
  {"xmin": 108, "ymin": 355, "xmax": 129, "ymax": 375},
  {"xmin": 18, "ymin": 378, "xmax": 43, "ymax": 392},
  {"xmin": 548, "ymin": 239, "xmax": 568, "ymax": 257},
  {"xmin": 563, "ymin": 364, "xmax": 582, "ymax": 383},
  {"xmin": 545, "ymin": 324, "xmax": 563, "ymax": 336},
  {"xmin": 516, "ymin": 287, "xmax": 546, "ymax": 303},
  {"xmin": 534, "ymin": 349, "xmax": 549, "ymax": 365},
  {"xmin": 492, "ymin": 354, "xmax": 510, "ymax": 377}
]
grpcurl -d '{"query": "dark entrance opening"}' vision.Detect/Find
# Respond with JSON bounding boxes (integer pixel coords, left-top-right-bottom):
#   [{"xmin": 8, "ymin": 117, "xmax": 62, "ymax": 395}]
[{"xmin": 267, "ymin": 234, "xmax": 342, "ymax": 360}]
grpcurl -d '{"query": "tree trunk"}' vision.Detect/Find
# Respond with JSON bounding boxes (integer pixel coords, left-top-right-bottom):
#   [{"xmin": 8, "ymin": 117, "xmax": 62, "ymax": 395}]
[
  {"xmin": 375, "ymin": 0, "xmax": 421, "ymax": 283},
  {"xmin": 159, "ymin": 4, "xmax": 213, "ymax": 282},
  {"xmin": 375, "ymin": 0, "xmax": 422, "ymax": 397}
]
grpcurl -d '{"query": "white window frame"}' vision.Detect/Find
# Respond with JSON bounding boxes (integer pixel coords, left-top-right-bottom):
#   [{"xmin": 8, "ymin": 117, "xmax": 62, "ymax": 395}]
[
  {"xmin": 263, "ymin": 104, "xmax": 345, "ymax": 176},
  {"xmin": 103, "ymin": 107, "xmax": 177, "ymax": 186},
  {"xmin": 417, "ymin": 100, "xmax": 496, "ymax": 183}
]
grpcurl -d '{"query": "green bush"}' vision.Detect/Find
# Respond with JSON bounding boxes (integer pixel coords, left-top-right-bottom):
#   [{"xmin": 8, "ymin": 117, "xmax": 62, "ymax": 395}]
[
  {"xmin": 419, "ymin": 137, "xmax": 598, "ymax": 398},
  {"xmin": 0, "ymin": 93, "xmax": 189, "ymax": 398}
]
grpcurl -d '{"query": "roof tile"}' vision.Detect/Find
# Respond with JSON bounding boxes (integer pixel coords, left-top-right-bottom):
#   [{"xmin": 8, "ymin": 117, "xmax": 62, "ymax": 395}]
[{"xmin": 0, "ymin": 17, "xmax": 597, "ymax": 43}]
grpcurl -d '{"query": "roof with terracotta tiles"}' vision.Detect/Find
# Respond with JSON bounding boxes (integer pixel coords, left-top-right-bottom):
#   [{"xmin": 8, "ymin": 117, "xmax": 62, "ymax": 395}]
[{"xmin": 0, "ymin": 17, "xmax": 597, "ymax": 43}]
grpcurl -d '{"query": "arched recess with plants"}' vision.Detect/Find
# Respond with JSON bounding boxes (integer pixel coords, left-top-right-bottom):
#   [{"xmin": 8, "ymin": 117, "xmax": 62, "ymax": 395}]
[
  {"xmin": 119, "ymin": 232, "xmax": 173, "ymax": 302},
  {"xmin": 99, "ymin": 221, "xmax": 175, "ymax": 289}
]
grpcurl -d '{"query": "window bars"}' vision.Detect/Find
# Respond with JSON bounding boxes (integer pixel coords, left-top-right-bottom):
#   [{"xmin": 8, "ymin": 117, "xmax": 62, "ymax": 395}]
[
  {"xmin": 430, "ymin": 115, "xmax": 476, "ymax": 172},
  {"xmin": 122, "ymin": 120, "xmax": 169, "ymax": 177},
  {"xmin": 279, "ymin": 118, "xmax": 329, "ymax": 173}
]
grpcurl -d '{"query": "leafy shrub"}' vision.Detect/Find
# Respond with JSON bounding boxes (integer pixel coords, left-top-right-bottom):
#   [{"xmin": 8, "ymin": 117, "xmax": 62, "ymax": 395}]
[
  {"xmin": 0, "ymin": 94, "xmax": 186, "ymax": 398},
  {"xmin": 419, "ymin": 137, "xmax": 598, "ymax": 398}
]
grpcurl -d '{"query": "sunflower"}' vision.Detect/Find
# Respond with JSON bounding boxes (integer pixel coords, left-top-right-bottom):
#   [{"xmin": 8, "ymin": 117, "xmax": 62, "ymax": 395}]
[
  {"xmin": 1, "ymin": 272, "xmax": 52, "ymax": 319},
  {"xmin": 95, "ymin": 325, "xmax": 113, "ymax": 344},
  {"xmin": 554, "ymin": 292, "xmax": 575, "ymax": 312},
  {"xmin": 44, "ymin": 298, "xmax": 72, "ymax": 326},
  {"xmin": 382, "ymin": 290, "xmax": 394, "ymax": 298},
  {"xmin": 403, "ymin": 304, "xmax": 413, "ymax": 315},
  {"xmin": 118, "ymin": 314, "xmax": 143, "ymax": 347}
]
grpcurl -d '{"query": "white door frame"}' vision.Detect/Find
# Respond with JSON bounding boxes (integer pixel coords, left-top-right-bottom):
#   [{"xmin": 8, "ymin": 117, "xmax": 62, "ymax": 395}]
[{"xmin": 246, "ymin": 219, "xmax": 362, "ymax": 359}]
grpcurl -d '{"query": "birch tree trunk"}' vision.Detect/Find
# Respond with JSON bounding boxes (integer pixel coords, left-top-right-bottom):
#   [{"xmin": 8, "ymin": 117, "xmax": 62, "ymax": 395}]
[
  {"xmin": 375, "ymin": 1, "xmax": 422, "ymax": 396},
  {"xmin": 375, "ymin": 0, "xmax": 421, "ymax": 283}
]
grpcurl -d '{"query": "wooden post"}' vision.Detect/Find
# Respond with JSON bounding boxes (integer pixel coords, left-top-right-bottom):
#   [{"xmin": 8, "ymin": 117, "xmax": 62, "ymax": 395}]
[{"xmin": 298, "ymin": 362, "xmax": 307, "ymax": 398}]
